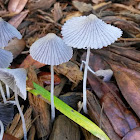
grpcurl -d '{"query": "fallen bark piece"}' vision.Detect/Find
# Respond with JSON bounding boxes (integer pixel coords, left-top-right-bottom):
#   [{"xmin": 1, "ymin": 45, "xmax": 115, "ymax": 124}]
[
  {"xmin": 111, "ymin": 64, "xmax": 140, "ymax": 119},
  {"xmin": 52, "ymin": 2, "xmax": 63, "ymax": 22},
  {"xmin": 49, "ymin": 115, "xmax": 80, "ymax": 140},
  {"xmin": 28, "ymin": 0, "xmax": 56, "ymax": 11},
  {"xmin": 27, "ymin": 66, "xmax": 51, "ymax": 138},
  {"xmin": 28, "ymin": 124, "xmax": 36, "ymax": 140},
  {"xmin": 92, "ymin": 49, "xmax": 140, "ymax": 73},
  {"xmin": 59, "ymin": 92, "xmax": 82, "ymax": 110},
  {"xmin": 122, "ymin": 127, "xmax": 140, "ymax": 140},
  {"xmin": 54, "ymin": 61, "xmax": 83, "ymax": 89},
  {"xmin": 87, "ymin": 91, "xmax": 121, "ymax": 140},
  {"xmin": 8, "ymin": 0, "xmax": 28, "ymax": 14},
  {"xmin": 8, "ymin": 10, "xmax": 29, "ymax": 28}
]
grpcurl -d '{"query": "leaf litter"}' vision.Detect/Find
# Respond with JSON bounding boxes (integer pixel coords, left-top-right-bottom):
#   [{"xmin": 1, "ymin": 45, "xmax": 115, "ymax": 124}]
[{"xmin": 1, "ymin": 0, "xmax": 140, "ymax": 139}]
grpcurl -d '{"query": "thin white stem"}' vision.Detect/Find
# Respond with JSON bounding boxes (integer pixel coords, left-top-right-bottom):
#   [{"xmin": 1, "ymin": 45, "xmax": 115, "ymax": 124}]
[
  {"xmin": 83, "ymin": 47, "xmax": 90, "ymax": 114},
  {"xmin": 0, "ymin": 120, "xmax": 4, "ymax": 140},
  {"xmin": 80, "ymin": 60, "xmax": 95, "ymax": 74},
  {"xmin": 0, "ymin": 81, "xmax": 6, "ymax": 104},
  {"xmin": 15, "ymin": 92, "xmax": 27, "ymax": 140},
  {"xmin": 51, "ymin": 65, "xmax": 55, "ymax": 122},
  {"xmin": 6, "ymin": 85, "xmax": 10, "ymax": 99}
]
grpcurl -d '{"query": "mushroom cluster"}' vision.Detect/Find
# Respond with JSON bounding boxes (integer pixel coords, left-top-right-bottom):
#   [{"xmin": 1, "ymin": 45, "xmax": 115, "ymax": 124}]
[
  {"xmin": 0, "ymin": 14, "xmax": 122, "ymax": 140},
  {"xmin": 0, "ymin": 18, "xmax": 27, "ymax": 140}
]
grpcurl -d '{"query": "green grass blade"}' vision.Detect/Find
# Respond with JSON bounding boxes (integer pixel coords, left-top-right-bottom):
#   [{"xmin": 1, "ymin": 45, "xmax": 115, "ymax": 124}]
[{"xmin": 29, "ymin": 82, "xmax": 110, "ymax": 140}]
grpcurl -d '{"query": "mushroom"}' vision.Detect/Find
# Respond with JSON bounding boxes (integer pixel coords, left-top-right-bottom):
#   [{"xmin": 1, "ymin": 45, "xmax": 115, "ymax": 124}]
[
  {"xmin": 0, "ymin": 48, "xmax": 13, "ymax": 68},
  {"xmin": 80, "ymin": 60, "xmax": 113, "ymax": 82},
  {"xmin": 0, "ymin": 68, "xmax": 27, "ymax": 140},
  {"xmin": 61, "ymin": 14, "xmax": 122, "ymax": 113},
  {"xmin": 0, "ymin": 17, "xmax": 22, "ymax": 48},
  {"xmin": 30, "ymin": 33, "xmax": 73, "ymax": 121},
  {"xmin": 0, "ymin": 120, "xmax": 4, "ymax": 140},
  {"xmin": 0, "ymin": 48, "xmax": 13, "ymax": 100}
]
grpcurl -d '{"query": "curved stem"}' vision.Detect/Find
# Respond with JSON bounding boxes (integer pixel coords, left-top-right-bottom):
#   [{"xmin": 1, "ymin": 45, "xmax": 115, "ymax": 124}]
[
  {"xmin": 15, "ymin": 92, "xmax": 27, "ymax": 140},
  {"xmin": 0, "ymin": 81, "xmax": 6, "ymax": 104},
  {"xmin": 0, "ymin": 120, "xmax": 4, "ymax": 140},
  {"xmin": 51, "ymin": 65, "xmax": 55, "ymax": 122},
  {"xmin": 83, "ymin": 47, "xmax": 90, "ymax": 114}
]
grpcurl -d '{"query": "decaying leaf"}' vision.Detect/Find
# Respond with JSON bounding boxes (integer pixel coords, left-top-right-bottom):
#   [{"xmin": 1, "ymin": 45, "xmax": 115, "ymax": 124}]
[
  {"xmin": 54, "ymin": 61, "xmax": 83, "ymax": 89},
  {"xmin": 38, "ymin": 72, "xmax": 61, "ymax": 85},
  {"xmin": 3, "ymin": 133, "xmax": 20, "ymax": 140},
  {"xmin": 102, "ymin": 16, "xmax": 140, "ymax": 35},
  {"xmin": 72, "ymin": 1, "xmax": 93, "ymax": 13},
  {"xmin": 122, "ymin": 127, "xmax": 140, "ymax": 140},
  {"xmin": 61, "ymin": 11, "xmax": 82, "ymax": 24},
  {"xmin": 19, "ymin": 55, "xmax": 45, "ymax": 69},
  {"xmin": 111, "ymin": 64, "xmax": 140, "ymax": 119},
  {"xmin": 5, "ymin": 38, "xmax": 25, "ymax": 58}
]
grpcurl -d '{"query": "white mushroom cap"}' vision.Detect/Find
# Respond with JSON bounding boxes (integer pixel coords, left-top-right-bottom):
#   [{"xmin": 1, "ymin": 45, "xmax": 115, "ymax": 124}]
[
  {"xmin": 0, "ymin": 68, "xmax": 27, "ymax": 100},
  {"xmin": 0, "ymin": 49, "xmax": 13, "ymax": 68},
  {"xmin": 61, "ymin": 14, "xmax": 123, "ymax": 49},
  {"xmin": 30, "ymin": 33, "xmax": 73, "ymax": 65},
  {"xmin": 0, "ymin": 18, "xmax": 22, "ymax": 48}
]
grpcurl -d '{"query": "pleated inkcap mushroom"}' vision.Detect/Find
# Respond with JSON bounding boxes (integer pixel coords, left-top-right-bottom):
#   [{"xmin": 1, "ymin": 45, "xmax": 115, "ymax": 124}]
[
  {"xmin": 0, "ymin": 68, "xmax": 27, "ymax": 100},
  {"xmin": 0, "ymin": 49, "xmax": 13, "ymax": 68},
  {"xmin": 30, "ymin": 33, "xmax": 73, "ymax": 121},
  {"xmin": 61, "ymin": 14, "xmax": 122, "ymax": 49},
  {"xmin": 61, "ymin": 14, "xmax": 122, "ymax": 113},
  {"xmin": 30, "ymin": 33, "xmax": 73, "ymax": 65},
  {"xmin": 0, "ymin": 17, "xmax": 22, "ymax": 48}
]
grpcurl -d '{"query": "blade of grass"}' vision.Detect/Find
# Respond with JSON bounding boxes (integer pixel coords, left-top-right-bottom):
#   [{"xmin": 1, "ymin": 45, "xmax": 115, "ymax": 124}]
[{"xmin": 29, "ymin": 82, "xmax": 110, "ymax": 140}]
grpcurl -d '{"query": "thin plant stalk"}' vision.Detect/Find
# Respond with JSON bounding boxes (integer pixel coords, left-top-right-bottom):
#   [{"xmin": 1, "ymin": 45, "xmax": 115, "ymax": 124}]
[
  {"xmin": 51, "ymin": 65, "xmax": 55, "ymax": 121},
  {"xmin": 0, "ymin": 120, "xmax": 4, "ymax": 140},
  {"xmin": 83, "ymin": 47, "xmax": 90, "ymax": 113},
  {"xmin": 15, "ymin": 91, "xmax": 27, "ymax": 140},
  {"xmin": 6, "ymin": 85, "xmax": 10, "ymax": 99},
  {"xmin": 0, "ymin": 81, "xmax": 7, "ymax": 103}
]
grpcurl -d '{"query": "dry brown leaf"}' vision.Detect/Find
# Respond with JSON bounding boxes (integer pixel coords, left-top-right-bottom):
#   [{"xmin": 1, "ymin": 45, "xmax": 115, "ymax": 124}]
[
  {"xmin": 3, "ymin": 133, "xmax": 20, "ymax": 140},
  {"xmin": 19, "ymin": 55, "xmax": 45, "ymax": 69},
  {"xmin": 122, "ymin": 127, "xmax": 140, "ymax": 140},
  {"xmin": 111, "ymin": 64, "xmax": 140, "ymax": 119},
  {"xmin": 102, "ymin": 16, "xmax": 140, "ymax": 35},
  {"xmin": 5, "ymin": 38, "xmax": 26, "ymax": 58},
  {"xmin": 54, "ymin": 61, "xmax": 83, "ymax": 89},
  {"xmin": 61, "ymin": 11, "xmax": 82, "ymax": 24},
  {"xmin": 72, "ymin": 1, "xmax": 93, "ymax": 13}
]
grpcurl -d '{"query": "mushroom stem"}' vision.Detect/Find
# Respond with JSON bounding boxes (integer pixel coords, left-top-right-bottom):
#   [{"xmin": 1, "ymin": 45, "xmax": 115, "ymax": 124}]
[
  {"xmin": 0, "ymin": 120, "xmax": 4, "ymax": 140},
  {"xmin": 51, "ymin": 65, "xmax": 55, "ymax": 122},
  {"xmin": 6, "ymin": 85, "xmax": 10, "ymax": 99},
  {"xmin": 83, "ymin": 47, "xmax": 90, "ymax": 114},
  {"xmin": 15, "ymin": 92, "xmax": 27, "ymax": 140},
  {"xmin": 0, "ymin": 81, "xmax": 7, "ymax": 103}
]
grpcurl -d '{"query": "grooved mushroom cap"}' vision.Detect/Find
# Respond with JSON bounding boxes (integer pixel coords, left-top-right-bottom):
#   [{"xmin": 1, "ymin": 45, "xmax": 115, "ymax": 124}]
[
  {"xmin": 0, "ymin": 18, "xmax": 22, "ymax": 48},
  {"xmin": 61, "ymin": 14, "xmax": 123, "ymax": 49},
  {"xmin": 30, "ymin": 33, "xmax": 73, "ymax": 65},
  {"xmin": 0, "ymin": 49, "xmax": 13, "ymax": 68},
  {"xmin": 0, "ymin": 68, "xmax": 27, "ymax": 100}
]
